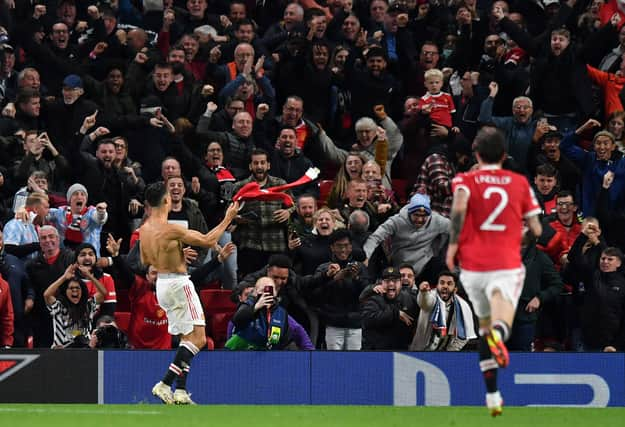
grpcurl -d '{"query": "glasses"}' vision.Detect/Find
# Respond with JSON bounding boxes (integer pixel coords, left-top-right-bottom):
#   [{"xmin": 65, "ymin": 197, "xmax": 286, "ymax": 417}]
[
  {"xmin": 421, "ymin": 51, "xmax": 439, "ymax": 56},
  {"xmin": 557, "ymin": 202, "xmax": 574, "ymax": 207},
  {"xmin": 114, "ymin": 143, "xmax": 126, "ymax": 149}
]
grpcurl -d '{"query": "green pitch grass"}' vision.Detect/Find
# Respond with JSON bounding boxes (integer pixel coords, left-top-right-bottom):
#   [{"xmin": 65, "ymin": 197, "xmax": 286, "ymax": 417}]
[{"xmin": 1, "ymin": 405, "xmax": 623, "ymax": 427}]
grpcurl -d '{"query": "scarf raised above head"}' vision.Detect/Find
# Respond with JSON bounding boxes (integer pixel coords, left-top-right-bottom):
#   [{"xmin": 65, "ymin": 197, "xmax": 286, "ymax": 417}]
[
  {"xmin": 430, "ymin": 294, "xmax": 467, "ymax": 340},
  {"xmin": 232, "ymin": 168, "xmax": 320, "ymax": 207}
]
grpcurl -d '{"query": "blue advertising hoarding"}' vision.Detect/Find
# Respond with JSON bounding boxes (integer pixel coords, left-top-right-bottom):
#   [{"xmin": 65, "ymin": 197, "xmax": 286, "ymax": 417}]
[{"xmin": 103, "ymin": 351, "xmax": 625, "ymax": 406}]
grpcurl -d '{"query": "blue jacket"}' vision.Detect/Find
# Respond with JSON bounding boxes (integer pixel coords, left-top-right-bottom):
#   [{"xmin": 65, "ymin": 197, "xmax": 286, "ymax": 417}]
[
  {"xmin": 478, "ymin": 96, "xmax": 537, "ymax": 172},
  {"xmin": 560, "ymin": 131, "xmax": 625, "ymax": 216}
]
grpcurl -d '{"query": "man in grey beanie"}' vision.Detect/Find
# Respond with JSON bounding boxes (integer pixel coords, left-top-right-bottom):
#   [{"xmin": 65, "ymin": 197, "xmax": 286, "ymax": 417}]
[
  {"xmin": 47, "ymin": 182, "xmax": 108, "ymax": 255},
  {"xmin": 364, "ymin": 193, "xmax": 450, "ymax": 282}
]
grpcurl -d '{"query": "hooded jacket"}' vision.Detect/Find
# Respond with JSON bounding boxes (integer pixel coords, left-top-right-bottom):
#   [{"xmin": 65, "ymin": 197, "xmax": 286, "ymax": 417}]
[{"xmin": 363, "ymin": 207, "xmax": 450, "ymax": 276}]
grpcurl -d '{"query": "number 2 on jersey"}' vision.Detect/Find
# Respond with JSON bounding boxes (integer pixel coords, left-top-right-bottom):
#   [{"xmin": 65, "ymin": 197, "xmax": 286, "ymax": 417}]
[{"xmin": 479, "ymin": 186, "xmax": 509, "ymax": 231}]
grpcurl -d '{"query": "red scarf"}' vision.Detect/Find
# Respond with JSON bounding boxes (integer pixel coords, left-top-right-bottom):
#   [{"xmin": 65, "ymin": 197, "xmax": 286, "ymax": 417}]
[
  {"xmin": 233, "ymin": 168, "xmax": 319, "ymax": 207},
  {"xmin": 65, "ymin": 206, "xmax": 88, "ymax": 244}
]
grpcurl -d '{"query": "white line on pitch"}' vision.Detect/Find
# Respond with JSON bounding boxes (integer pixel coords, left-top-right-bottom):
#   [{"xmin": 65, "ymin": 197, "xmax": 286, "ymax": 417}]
[{"xmin": 0, "ymin": 407, "xmax": 162, "ymax": 415}]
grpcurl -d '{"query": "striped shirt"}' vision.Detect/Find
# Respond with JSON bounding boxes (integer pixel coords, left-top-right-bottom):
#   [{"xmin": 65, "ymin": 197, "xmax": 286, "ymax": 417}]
[{"xmin": 47, "ymin": 298, "xmax": 98, "ymax": 348}]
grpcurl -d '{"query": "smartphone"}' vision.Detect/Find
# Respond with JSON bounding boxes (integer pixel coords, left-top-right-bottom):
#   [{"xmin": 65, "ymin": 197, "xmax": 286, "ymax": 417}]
[{"xmin": 263, "ymin": 285, "xmax": 273, "ymax": 296}]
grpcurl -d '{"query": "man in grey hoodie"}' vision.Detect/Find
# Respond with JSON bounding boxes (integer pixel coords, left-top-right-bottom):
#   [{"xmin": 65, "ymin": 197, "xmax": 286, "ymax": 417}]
[{"xmin": 363, "ymin": 193, "xmax": 449, "ymax": 282}]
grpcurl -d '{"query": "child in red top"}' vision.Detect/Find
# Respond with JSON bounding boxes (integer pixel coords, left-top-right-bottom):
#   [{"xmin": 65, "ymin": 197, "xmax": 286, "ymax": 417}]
[{"xmin": 417, "ymin": 68, "xmax": 456, "ymax": 129}]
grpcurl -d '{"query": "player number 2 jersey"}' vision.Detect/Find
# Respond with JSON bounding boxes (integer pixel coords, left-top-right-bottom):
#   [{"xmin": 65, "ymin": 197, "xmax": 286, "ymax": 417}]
[{"xmin": 452, "ymin": 167, "xmax": 541, "ymax": 271}]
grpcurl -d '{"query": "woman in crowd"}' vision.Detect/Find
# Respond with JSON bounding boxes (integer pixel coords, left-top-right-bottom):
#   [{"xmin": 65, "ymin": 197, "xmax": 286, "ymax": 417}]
[
  {"xmin": 326, "ymin": 152, "xmax": 366, "ymax": 208},
  {"xmin": 43, "ymin": 263, "xmax": 107, "ymax": 348}
]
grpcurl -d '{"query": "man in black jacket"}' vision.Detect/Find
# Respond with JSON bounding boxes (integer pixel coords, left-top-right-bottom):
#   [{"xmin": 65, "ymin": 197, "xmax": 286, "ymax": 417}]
[
  {"xmin": 70, "ymin": 114, "xmax": 137, "ymax": 252},
  {"xmin": 509, "ymin": 236, "xmax": 563, "ymax": 351},
  {"xmin": 360, "ymin": 266, "xmax": 419, "ymax": 350},
  {"xmin": 25, "ymin": 226, "xmax": 74, "ymax": 348},
  {"xmin": 269, "ymin": 126, "xmax": 319, "ymax": 198},
  {"xmin": 314, "ymin": 229, "xmax": 369, "ymax": 350},
  {"xmin": 568, "ymin": 231, "xmax": 625, "ymax": 352}
]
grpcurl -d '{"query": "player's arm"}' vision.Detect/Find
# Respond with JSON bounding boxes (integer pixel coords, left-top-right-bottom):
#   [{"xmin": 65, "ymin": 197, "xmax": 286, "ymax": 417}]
[
  {"xmin": 449, "ymin": 188, "xmax": 469, "ymax": 244},
  {"xmin": 180, "ymin": 201, "xmax": 240, "ymax": 248},
  {"xmin": 446, "ymin": 187, "xmax": 469, "ymax": 271},
  {"xmin": 526, "ymin": 214, "xmax": 542, "ymax": 238}
]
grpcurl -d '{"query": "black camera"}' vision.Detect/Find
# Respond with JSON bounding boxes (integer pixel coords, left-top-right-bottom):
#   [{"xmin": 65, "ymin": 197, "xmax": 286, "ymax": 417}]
[{"xmin": 95, "ymin": 325, "xmax": 127, "ymax": 348}]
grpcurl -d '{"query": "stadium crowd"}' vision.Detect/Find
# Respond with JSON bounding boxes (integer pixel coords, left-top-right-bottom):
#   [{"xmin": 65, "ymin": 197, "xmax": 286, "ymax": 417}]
[{"xmin": 0, "ymin": 0, "xmax": 624, "ymax": 352}]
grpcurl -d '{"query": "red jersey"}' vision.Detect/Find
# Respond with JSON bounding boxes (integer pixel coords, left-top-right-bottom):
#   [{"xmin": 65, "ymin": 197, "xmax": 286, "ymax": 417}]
[
  {"xmin": 417, "ymin": 91, "xmax": 455, "ymax": 128},
  {"xmin": 86, "ymin": 273, "xmax": 117, "ymax": 303},
  {"xmin": 452, "ymin": 167, "xmax": 541, "ymax": 271},
  {"xmin": 128, "ymin": 276, "xmax": 170, "ymax": 349}
]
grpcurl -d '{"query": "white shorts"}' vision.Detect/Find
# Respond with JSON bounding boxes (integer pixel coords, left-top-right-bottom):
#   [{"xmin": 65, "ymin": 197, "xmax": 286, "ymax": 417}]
[
  {"xmin": 156, "ymin": 273, "xmax": 205, "ymax": 336},
  {"xmin": 459, "ymin": 267, "xmax": 526, "ymax": 319}
]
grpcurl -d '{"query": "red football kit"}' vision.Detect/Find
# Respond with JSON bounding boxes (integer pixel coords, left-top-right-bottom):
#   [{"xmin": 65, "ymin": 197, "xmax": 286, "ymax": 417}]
[
  {"xmin": 452, "ymin": 166, "xmax": 541, "ymax": 271},
  {"xmin": 417, "ymin": 91, "xmax": 456, "ymax": 128},
  {"xmin": 128, "ymin": 276, "xmax": 170, "ymax": 349},
  {"xmin": 86, "ymin": 273, "xmax": 117, "ymax": 303}
]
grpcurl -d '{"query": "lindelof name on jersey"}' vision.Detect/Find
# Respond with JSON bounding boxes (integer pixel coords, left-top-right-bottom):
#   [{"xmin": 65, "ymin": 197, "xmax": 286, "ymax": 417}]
[{"xmin": 474, "ymin": 175, "xmax": 511, "ymax": 185}]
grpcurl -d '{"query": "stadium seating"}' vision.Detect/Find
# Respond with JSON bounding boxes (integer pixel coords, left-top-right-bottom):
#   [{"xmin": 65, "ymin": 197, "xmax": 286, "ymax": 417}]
[
  {"xmin": 199, "ymin": 289, "xmax": 237, "ymax": 349},
  {"xmin": 198, "ymin": 280, "xmax": 221, "ymax": 290}
]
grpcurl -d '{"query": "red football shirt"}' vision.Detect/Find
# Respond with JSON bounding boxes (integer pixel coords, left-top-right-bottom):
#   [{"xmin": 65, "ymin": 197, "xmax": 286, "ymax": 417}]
[
  {"xmin": 86, "ymin": 273, "xmax": 117, "ymax": 303},
  {"xmin": 128, "ymin": 277, "xmax": 170, "ymax": 349},
  {"xmin": 417, "ymin": 91, "xmax": 455, "ymax": 128},
  {"xmin": 452, "ymin": 166, "xmax": 541, "ymax": 271}
]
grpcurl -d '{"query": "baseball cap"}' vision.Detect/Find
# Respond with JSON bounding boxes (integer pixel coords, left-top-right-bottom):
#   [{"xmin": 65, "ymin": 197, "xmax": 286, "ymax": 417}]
[
  {"xmin": 63, "ymin": 74, "xmax": 83, "ymax": 89},
  {"xmin": 543, "ymin": 0, "xmax": 560, "ymax": 7},
  {"xmin": 381, "ymin": 266, "xmax": 401, "ymax": 280},
  {"xmin": 407, "ymin": 193, "xmax": 432, "ymax": 215}
]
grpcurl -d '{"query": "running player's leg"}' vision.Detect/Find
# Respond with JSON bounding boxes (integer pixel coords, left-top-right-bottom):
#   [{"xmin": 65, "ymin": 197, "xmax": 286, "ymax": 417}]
[
  {"xmin": 477, "ymin": 316, "xmax": 503, "ymax": 416},
  {"xmin": 154, "ymin": 277, "xmax": 205, "ymax": 404},
  {"xmin": 170, "ymin": 326, "xmax": 206, "ymax": 404},
  {"xmin": 461, "ymin": 270, "xmax": 505, "ymax": 416},
  {"xmin": 487, "ymin": 289, "xmax": 515, "ymax": 366},
  {"xmin": 486, "ymin": 268, "xmax": 524, "ymax": 368}
]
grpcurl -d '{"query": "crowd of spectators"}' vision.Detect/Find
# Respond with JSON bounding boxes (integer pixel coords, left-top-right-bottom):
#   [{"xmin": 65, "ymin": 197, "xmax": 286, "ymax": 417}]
[{"xmin": 1, "ymin": 0, "xmax": 625, "ymax": 352}]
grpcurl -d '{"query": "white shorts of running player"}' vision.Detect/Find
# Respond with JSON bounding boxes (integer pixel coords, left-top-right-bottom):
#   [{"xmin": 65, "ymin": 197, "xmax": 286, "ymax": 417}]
[
  {"xmin": 459, "ymin": 267, "xmax": 526, "ymax": 319},
  {"xmin": 156, "ymin": 273, "xmax": 205, "ymax": 336}
]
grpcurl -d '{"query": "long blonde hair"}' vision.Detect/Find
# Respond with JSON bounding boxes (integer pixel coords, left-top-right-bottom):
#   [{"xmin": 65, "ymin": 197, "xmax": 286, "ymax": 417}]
[{"xmin": 326, "ymin": 152, "xmax": 367, "ymax": 208}]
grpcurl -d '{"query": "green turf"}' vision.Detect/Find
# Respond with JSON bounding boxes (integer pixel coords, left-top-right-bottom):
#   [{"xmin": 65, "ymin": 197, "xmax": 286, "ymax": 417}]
[{"xmin": 1, "ymin": 405, "xmax": 624, "ymax": 427}]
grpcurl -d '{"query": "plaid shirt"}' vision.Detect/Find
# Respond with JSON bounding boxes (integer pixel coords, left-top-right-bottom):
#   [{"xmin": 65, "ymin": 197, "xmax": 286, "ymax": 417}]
[
  {"xmin": 232, "ymin": 175, "xmax": 290, "ymax": 253},
  {"xmin": 414, "ymin": 152, "xmax": 455, "ymax": 217}
]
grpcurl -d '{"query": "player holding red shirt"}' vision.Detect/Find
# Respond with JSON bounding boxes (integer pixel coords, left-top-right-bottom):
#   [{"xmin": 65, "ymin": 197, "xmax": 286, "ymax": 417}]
[{"xmin": 446, "ymin": 126, "xmax": 542, "ymax": 417}]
